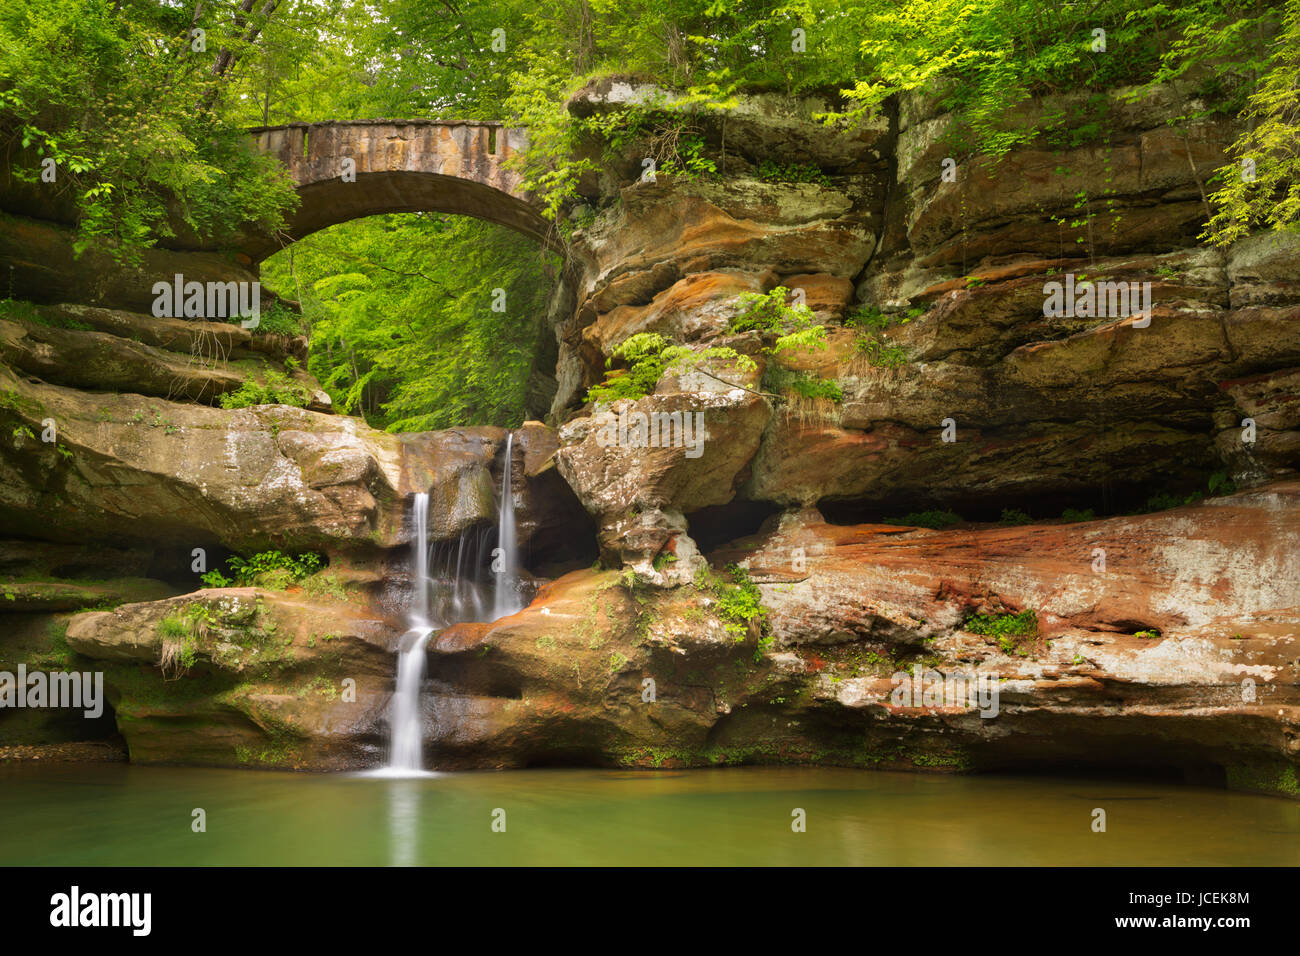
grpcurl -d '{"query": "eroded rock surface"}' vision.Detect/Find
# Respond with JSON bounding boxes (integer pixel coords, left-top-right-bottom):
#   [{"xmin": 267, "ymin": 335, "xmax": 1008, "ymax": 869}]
[
  {"xmin": 416, "ymin": 484, "xmax": 1300, "ymax": 797},
  {"xmin": 0, "ymin": 80, "xmax": 1297, "ymax": 795},
  {"xmin": 63, "ymin": 588, "xmax": 396, "ymax": 769}
]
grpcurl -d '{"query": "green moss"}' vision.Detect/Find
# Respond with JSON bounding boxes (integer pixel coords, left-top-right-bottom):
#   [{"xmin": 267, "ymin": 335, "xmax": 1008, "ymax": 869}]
[
  {"xmin": 906, "ymin": 748, "xmax": 975, "ymax": 770},
  {"xmin": 609, "ymin": 736, "xmax": 977, "ymax": 773},
  {"xmin": 233, "ymin": 740, "xmax": 301, "ymax": 767},
  {"xmin": 964, "ymin": 609, "xmax": 1037, "ymax": 638},
  {"xmin": 615, "ymin": 742, "xmax": 791, "ymax": 769},
  {"xmin": 1225, "ymin": 763, "xmax": 1300, "ymax": 799},
  {"xmin": 104, "ymin": 661, "xmax": 231, "ymax": 713},
  {"xmin": 762, "ymin": 365, "xmax": 843, "ymax": 403},
  {"xmin": 300, "ymin": 571, "xmax": 348, "ymax": 602}
]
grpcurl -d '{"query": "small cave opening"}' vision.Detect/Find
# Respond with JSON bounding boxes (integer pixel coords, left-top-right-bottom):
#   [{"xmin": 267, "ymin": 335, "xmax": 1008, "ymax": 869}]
[
  {"xmin": 521, "ymin": 507, "xmax": 599, "ymax": 580},
  {"xmin": 686, "ymin": 499, "xmax": 783, "ymax": 554},
  {"xmin": 521, "ymin": 746, "xmax": 610, "ymax": 769},
  {"xmin": 144, "ymin": 542, "xmax": 239, "ymax": 589},
  {"xmin": 140, "ymin": 542, "xmax": 341, "ymax": 591},
  {"xmin": 816, "ymin": 468, "xmax": 1228, "ymax": 529},
  {"xmin": 973, "ymin": 756, "xmax": 1229, "ymax": 792},
  {"xmin": 9, "ymin": 691, "xmax": 124, "ymax": 750}
]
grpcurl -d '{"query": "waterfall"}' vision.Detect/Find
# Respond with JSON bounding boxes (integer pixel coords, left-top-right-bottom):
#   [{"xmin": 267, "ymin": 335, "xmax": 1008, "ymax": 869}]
[
  {"xmin": 492, "ymin": 433, "xmax": 522, "ymax": 620},
  {"xmin": 374, "ymin": 451, "xmax": 532, "ymax": 776},
  {"xmin": 387, "ymin": 627, "xmax": 433, "ymax": 772},
  {"xmin": 379, "ymin": 491, "xmax": 435, "ymax": 775},
  {"xmin": 411, "ymin": 491, "xmax": 430, "ymax": 628}
]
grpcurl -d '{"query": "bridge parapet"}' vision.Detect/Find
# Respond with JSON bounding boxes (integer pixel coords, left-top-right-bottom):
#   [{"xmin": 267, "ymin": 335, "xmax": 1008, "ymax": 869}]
[{"xmin": 245, "ymin": 120, "xmax": 553, "ymax": 259}]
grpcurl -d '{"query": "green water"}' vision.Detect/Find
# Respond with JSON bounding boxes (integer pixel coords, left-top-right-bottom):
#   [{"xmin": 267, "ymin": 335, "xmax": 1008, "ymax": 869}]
[{"xmin": 1, "ymin": 764, "xmax": 1296, "ymax": 866}]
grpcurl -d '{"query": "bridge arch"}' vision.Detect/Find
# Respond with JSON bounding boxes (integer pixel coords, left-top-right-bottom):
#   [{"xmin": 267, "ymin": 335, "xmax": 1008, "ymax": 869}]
[{"xmin": 245, "ymin": 120, "xmax": 560, "ymax": 261}]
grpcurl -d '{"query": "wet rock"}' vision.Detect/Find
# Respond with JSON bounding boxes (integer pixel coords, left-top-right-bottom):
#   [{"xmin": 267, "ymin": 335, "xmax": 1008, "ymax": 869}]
[
  {"xmin": 415, "ymin": 484, "xmax": 1300, "ymax": 796},
  {"xmin": 64, "ymin": 587, "xmax": 398, "ymax": 769}
]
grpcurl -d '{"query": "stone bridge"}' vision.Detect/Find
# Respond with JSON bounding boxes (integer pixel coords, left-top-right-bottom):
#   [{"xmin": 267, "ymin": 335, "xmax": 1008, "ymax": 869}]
[{"xmin": 245, "ymin": 119, "xmax": 558, "ymax": 259}]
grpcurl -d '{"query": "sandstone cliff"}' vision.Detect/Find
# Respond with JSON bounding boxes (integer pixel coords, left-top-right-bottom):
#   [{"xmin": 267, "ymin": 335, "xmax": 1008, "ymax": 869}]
[{"xmin": 1, "ymin": 81, "xmax": 1297, "ymax": 797}]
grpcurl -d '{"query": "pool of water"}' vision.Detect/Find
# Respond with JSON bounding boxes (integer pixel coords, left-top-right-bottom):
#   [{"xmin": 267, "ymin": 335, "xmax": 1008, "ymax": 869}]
[{"xmin": 2, "ymin": 764, "xmax": 1296, "ymax": 866}]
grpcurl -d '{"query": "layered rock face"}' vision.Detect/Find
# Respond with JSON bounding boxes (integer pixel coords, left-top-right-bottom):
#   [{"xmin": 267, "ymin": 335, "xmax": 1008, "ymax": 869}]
[
  {"xmin": 551, "ymin": 82, "xmax": 1299, "ymax": 533},
  {"xmin": 421, "ymin": 484, "xmax": 1300, "ymax": 797},
  {"xmin": 0, "ymin": 265, "xmax": 584, "ymax": 765},
  {"xmin": 1, "ymin": 79, "xmax": 1297, "ymax": 795},
  {"xmin": 520, "ymin": 80, "xmax": 1299, "ymax": 794}
]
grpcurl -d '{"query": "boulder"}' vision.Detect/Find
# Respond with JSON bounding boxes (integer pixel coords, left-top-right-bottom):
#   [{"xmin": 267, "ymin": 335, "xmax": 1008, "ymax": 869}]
[{"xmin": 64, "ymin": 587, "xmax": 397, "ymax": 769}]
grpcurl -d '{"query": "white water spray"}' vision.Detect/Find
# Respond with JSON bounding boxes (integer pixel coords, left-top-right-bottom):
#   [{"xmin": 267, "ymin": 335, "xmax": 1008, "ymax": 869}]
[
  {"xmin": 381, "ymin": 491, "xmax": 434, "ymax": 775},
  {"xmin": 492, "ymin": 433, "xmax": 522, "ymax": 620},
  {"xmin": 387, "ymin": 627, "xmax": 432, "ymax": 772}
]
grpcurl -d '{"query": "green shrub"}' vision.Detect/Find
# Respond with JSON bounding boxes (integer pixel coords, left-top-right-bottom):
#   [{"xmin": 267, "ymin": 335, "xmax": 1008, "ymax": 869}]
[
  {"xmin": 1207, "ymin": 470, "xmax": 1237, "ymax": 496},
  {"xmin": 1060, "ymin": 507, "xmax": 1095, "ymax": 523},
  {"xmin": 964, "ymin": 609, "xmax": 1038, "ymax": 637},
  {"xmin": 730, "ymin": 287, "xmax": 827, "ymax": 355},
  {"xmin": 755, "ymin": 159, "xmax": 831, "ymax": 186},
  {"xmin": 964, "ymin": 609, "xmax": 1038, "ymax": 643},
  {"xmin": 657, "ymin": 135, "xmax": 716, "ymax": 179},
  {"xmin": 584, "ymin": 332, "xmax": 755, "ymax": 405},
  {"xmin": 883, "ymin": 509, "xmax": 962, "ymax": 529},
  {"xmin": 999, "ymin": 508, "xmax": 1032, "ymax": 526},
  {"xmin": 695, "ymin": 563, "xmax": 770, "ymax": 659},
  {"xmin": 301, "ymin": 571, "xmax": 348, "ymax": 602},
  {"xmin": 1136, "ymin": 471, "xmax": 1236, "ymax": 515},
  {"xmin": 225, "ymin": 551, "xmax": 323, "ymax": 588},
  {"xmin": 846, "ymin": 305, "xmax": 922, "ymax": 369},
  {"xmin": 245, "ymin": 301, "xmax": 303, "ymax": 338},
  {"xmin": 218, "ymin": 371, "xmax": 310, "ymax": 410}
]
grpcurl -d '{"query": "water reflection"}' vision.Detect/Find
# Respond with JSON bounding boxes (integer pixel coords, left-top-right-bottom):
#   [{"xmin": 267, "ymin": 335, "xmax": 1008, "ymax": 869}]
[
  {"xmin": 1, "ymin": 765, "xmax": 1296, "ymax": 866},
  {"xmin": 387, "ymin": 779, "xmax": 422, "ymax": 867}
]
